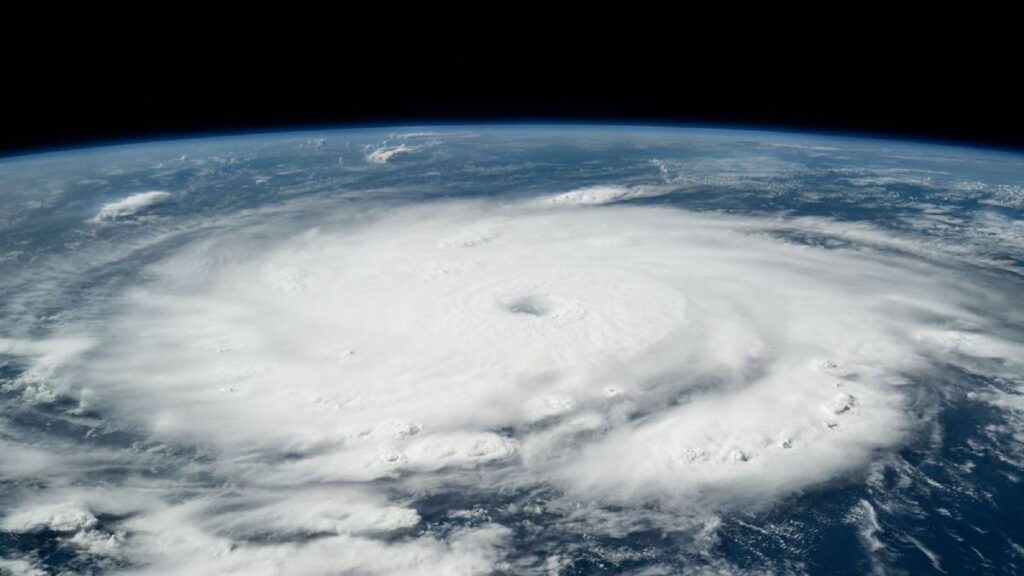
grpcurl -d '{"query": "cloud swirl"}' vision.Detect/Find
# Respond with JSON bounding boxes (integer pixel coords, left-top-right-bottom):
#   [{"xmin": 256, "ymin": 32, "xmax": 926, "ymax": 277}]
[{"xmin": 3, "ymin": 187, "xmax": 1020, "ymax": 573}]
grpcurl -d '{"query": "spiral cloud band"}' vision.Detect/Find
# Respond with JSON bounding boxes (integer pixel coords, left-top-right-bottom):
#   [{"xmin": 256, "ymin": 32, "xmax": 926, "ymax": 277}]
[
  {"xmin": 2, "ymin": 130, "xmax": 1023, "ymax": 574},
  {"xmin": 94, "ymin": 201, "xmax": 934, "ymax": 495}
]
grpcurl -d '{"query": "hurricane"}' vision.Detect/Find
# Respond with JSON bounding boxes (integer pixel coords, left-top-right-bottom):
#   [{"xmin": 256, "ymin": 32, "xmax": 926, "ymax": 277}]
[{"xmin": 1, "ymin": 127, "xmax": 1022, "ymax": 575}]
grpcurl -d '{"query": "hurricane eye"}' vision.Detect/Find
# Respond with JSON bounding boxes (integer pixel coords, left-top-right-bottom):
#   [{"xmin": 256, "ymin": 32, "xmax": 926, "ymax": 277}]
[{"xmin": 506, "ymin": 295, "xmax": 551, "ymax": 317}]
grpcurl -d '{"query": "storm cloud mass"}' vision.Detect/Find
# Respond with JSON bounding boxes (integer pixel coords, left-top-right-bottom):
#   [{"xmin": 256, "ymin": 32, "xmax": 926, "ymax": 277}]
[{"xmin": 1, "ymin": 128, "xmax": 1023, "ymax": 575}]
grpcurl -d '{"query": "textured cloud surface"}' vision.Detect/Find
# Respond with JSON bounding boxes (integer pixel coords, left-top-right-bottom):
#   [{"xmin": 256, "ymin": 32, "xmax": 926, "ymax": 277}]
[
  {"xmin": 90, "ymin": 191, "xmax": 172, "ymax": 222},
  {"xmin": 8, "ymin": 196, "xmax": 1021, "ymax": 571},
  {"xmin": 91, "ymin": 203, "xmax": 935, "ymax": 495},
  {"xmin": 2, "ymin": 129, "xmax": 1023, "ymax": 574}
]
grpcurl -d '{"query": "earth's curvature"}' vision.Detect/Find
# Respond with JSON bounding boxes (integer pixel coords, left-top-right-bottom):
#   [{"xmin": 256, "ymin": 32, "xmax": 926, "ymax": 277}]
[{"xmin": 1, "ymin": 126, "xmax": 1023, "ymax": 575}]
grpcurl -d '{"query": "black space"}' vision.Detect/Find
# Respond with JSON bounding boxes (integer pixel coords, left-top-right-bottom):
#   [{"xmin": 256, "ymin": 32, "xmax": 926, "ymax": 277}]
[{"xmin": 3, "ymin": 31, "xmax": 1020, "ymax": 156}]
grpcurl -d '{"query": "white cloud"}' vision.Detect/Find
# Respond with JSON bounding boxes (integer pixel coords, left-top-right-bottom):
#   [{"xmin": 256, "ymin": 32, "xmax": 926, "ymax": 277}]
[
  {"xmin": 4, "ymin": 189, "xmax": 1022, "ymax": 572},
  {"xmin": 1, "ymin": 501, "xmax": 99, "ymax": 533},
  {"xmin": 365, "ymin": 144, "xmax": 421, "ymax": 164},
  {"xmin": 90, "ymin": 191, "xmax": 172, "ymax": 222},
  {"xmin": 77, "ymin": 200, "xmax": 1018, "ymax": 498},
  {"xmin": 546, "ymin": 184, "xmax": 670, "ymax": 205},
  {"xmin": 0, "ymin": 558, "xmax": 46, "ymax": 576},
  {"xmin": 0, "ymin": 336, "xmax": 94, "ymax": 405},
  {"xmin": 120, "ymin": 497, "xmax": 510, "ymax": 576}
]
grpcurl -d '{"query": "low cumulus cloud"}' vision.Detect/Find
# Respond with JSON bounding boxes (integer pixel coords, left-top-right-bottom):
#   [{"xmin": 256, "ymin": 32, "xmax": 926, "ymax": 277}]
[
  {"xmin": 2, "ymin": 189, "xmax": 1022, "ymax": 573},
  {"xmin": 90, "ymin": 191, "xmax": 173, "ymax": 222},
  {"xmin": 545, "ymin": 184, "xmax": 671, "ymax": 205}
]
